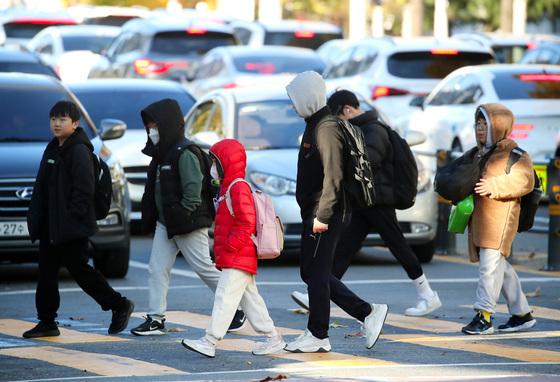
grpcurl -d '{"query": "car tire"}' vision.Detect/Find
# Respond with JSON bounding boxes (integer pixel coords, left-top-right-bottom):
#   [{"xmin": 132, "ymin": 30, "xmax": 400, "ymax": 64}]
[
  {"xmin": 94, "ymin": 246, "xmax": 130, "ymax": 279},
  {"xmin": 411, "ymin": 240, "xmax": 435, "ymax": 263}
]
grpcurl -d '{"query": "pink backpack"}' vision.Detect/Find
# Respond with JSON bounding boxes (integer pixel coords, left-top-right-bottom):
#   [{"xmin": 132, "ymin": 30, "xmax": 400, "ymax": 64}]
[{"xmin": 222, "ymin": 178, "xmax": 284, "ymax": 259}]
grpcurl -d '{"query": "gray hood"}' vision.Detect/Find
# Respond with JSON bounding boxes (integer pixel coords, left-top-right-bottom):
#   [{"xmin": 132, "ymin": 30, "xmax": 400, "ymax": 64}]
[{"xmin": 285, "ymin": 71, "xmax": 326, "ymax": 119}]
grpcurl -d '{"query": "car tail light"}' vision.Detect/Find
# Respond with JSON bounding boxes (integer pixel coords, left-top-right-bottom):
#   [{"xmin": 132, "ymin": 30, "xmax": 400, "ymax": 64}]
[
  {"xmin": 519, "ymin": 74, "xmax": 560, "ymax": 82},
  {"xmin": 222, "ymin": 82, "xmax": 238, "ymax": 89},
  {"xmin": 186, "ymin": 27, "xmax": 207, "ymax": 35},
  {"xmin": 371, "ymin": 86, "xmax": 409, "ymax": 100},
  {"xmin": 134, "ymin": 59, "xmax": 188, "ymax": 75},
  {"xmin": 512, "ymin": 123, "xmax": 534, "ymax": 131},
  {"xmin": 431, "ymin": 48, "xmax": 459, "ymax": 55},
  {"xmin": 509, "ymin": 123, "xmax": 534, "ymax": 140},
  {"xmin": 294, "ymin": 30, "xmax": 315, "ymax": 39},
  {"xmin": 527, "ymin": 42, "xmax": 537, "ymax": 50},
  {"xmin": 11, "ymin": 18, "xmax": 77, "ymax": 25},
  {"xmin": 244, "ymin": 62, "xmax": 276, "ymax": 74}
]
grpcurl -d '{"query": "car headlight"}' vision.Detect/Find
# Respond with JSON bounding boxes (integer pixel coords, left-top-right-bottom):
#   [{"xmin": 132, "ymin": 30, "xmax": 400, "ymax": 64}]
[
  {"xmin": 414, "ymin": 154, "xmax": 431, "ymax": 193},
  {"xmin": 109, "ymin": 161, "xmax": 125, "ymax": 185},
  {"xmin": 249, "ymin": 172, "xmax": 296, "ymax": 196}
]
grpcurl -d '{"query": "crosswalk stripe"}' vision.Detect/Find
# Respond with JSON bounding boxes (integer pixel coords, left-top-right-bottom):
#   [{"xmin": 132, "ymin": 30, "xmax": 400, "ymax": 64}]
[
  {"xmin": 459, "ymin": 304, "xmax": 560, "ymax": 321},
  {"xmin": 433, "ymin": 255, "xmax": 560, "ymax": 277},
  {"xmin": 0, "ymin": 346, "xmax": 186, "ymax": 376},
  {"xmin": 0, "ymin": 319, "xmax": 127, "ymax": 344}
]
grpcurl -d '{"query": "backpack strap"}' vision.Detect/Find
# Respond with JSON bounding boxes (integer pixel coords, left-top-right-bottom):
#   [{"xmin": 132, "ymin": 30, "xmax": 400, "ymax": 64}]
[
  {"xmin": 505, "ymin": 147, "xmax": 525, "ymax": 174},
  {"xmin": 220, "ymin": 178, "xmax": 251, "ymax": 217}
]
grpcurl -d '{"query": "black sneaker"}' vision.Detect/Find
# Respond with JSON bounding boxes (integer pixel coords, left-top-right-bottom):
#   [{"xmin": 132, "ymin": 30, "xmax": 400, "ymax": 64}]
[
  {"xmin": 23, "ymin": 321, "xmax": 60, "ymax": 338},
  {"xmin": 131, "ymin": 316, "xmax": 166, "ymax": 336},
  {"xmin": 227, "ymin": 310, "xmax": 246, "ymax": 332},
  {"xmin": 109, "ymin": 298, "xmax": 134, "ymax": 334},
  {"xmin": 462, "ymin": 312, "xmax": 494, "ymax": 335},
  {"xmin": 498, "ymin": 313, "xmax": 536, "ymax": 333}
]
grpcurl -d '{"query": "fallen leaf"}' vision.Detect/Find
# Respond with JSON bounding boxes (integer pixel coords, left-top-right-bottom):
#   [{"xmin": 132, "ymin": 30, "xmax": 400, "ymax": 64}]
[
  {"xmin": 258, "ymin": 375, "xmax": 288, "ymax": 382},
  {"xmin": 247, "ymin": 361, "xmax": 252, "ymax": 365},
  {"xmin": 525, "ymin": 287, "xmax": 541, "ymax": 298},
  {"xmin": 345, "ymin": 331, "xmax": 364, "ymax": 338},
  {"xmin": 167, "ymin": 327, "xmax": 184, "ymax": 332},
  {"xmin": 329, "ymin": 320, "xmax": 348, "ymax": 329},
  {"xmin": 288, "ymin": 308, "xmax": 308, "ymax": 315},
  {"xmin": 69, "ymin": 317, "xmax": 84, "ymax": 321},
  {"xmin": 528, "ymin": 252, "xmax": 536, "ymax": 259}
]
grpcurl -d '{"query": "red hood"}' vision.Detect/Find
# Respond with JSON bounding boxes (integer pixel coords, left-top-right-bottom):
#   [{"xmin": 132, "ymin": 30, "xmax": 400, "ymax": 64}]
[{"xmin": 210, "ymin": 139, "xmax": 247, "ymax": 189}]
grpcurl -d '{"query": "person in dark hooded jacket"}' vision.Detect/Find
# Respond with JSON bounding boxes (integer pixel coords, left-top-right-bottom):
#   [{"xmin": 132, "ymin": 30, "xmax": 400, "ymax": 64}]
[
  {"xmin": 131, "ymin": 99, "xmax": 245, "ymax": 336},
  {"xmin": 24, "ymin": 101, "xmax": 134, "ymax": 339},
  {"xmin": 290, "ymin": 90, "xmax": 441, "ymax": 317}
]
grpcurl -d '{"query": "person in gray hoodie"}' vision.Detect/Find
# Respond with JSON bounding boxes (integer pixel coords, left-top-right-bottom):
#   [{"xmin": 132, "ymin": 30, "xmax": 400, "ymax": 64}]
[{"xmin": 284, "ymin": 71, "xmax": 388, "ymax": 353}]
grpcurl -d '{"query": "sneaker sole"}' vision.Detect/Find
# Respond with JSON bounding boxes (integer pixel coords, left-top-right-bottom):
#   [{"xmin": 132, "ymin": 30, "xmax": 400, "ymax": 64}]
[
  {"xmin": 252, "ymin": 342, "xmax": 287, "ymax": 356},
  {"xmin": 284, "ymin": 346, "xmax": 331, "ymax": 353},
  {"xmin": 181, "ymin": 339, "xmax": 215, "ymax": 358},
  {"xmin": 404, "ymin": 299, "xmax": 443, "ymax": 317},
  {"xmin": 498, "ymin": 319, "xmax": 537, "ymax": 333},
  {"xmin": 291, "ymin": 293, "xmax": 309, "ymax": 311},
  {"xmin": 366, "ymin": 304, "xmax": 388, "ymax": 349},
  {"xmin": 22, "ymin": 329, "xmax": 60, "ymax": 338},
  {"xmin": 462, "ymin": 327, "xmax": 495, "ymax": 335},
  {"xmin": 131, "ymin": 329, "xmax": 166, "ymax": 336}
]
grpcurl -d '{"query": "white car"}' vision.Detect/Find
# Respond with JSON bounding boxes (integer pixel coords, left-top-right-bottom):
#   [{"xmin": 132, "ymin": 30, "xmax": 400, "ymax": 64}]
[
  {"xmin": 397, "ymin": 64, "xmax": 560, "ymax": 194},
  {"xmin": 324, "ymin": 37, "xmax": 494, "ymax": 125},
  {"xmin": 184, "ymin": 86, "xmax": 436, "ymax": 261},
  {"xmin": 27, "ymin": 25, "xmax": 120, "ymax": 82}
]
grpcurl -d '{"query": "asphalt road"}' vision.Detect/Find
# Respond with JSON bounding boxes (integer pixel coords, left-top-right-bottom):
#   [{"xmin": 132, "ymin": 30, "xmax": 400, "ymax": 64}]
[{"xmin": 1, "ymin": 231, "xmax": 559, "ymax": 382}]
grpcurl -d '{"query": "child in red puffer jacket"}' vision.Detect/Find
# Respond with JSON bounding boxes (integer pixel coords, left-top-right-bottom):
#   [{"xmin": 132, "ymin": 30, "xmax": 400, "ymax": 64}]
[{"xmin": 181, "ymin": 139, "xmax": 285, "ymax": 358}]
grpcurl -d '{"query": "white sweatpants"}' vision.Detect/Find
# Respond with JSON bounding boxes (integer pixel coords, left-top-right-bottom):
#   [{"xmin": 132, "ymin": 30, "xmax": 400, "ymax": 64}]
[
  {"xmin": 148, "ymin": 222, "xmax": 220, "ymax": 317},
  {"xmin": 205, "ymin": 268, "xmax": 277, "ymax": 343},
  {"xmin": 473, "ymin": 248, "xmax": 531, "ymax": 315}
]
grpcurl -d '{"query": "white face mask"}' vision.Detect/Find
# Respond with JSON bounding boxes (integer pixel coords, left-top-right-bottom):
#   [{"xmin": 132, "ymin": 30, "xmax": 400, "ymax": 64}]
[
  {"xmin": 210, "ymin": 163, "xmax": 220, "ymax": 180},
  {"xmin": 148, "ymin": 128, "xmax": 159, "ymax": 145}
]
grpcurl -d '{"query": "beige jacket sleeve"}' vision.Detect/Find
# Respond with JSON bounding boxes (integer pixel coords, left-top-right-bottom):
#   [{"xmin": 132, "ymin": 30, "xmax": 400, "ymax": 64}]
[{"xmin": 486, "ymin": 152, "xmax": 534, "ymax": 200}]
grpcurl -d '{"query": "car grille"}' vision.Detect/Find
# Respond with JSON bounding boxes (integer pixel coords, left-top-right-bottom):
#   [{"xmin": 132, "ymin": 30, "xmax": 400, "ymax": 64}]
[
  {"xmin": 0, "ymin": 178, "xmax": 35, "ymax": 219},
  {"xmin": 124, "ymin": 166, "xmax": 147, "ymax": 186}
]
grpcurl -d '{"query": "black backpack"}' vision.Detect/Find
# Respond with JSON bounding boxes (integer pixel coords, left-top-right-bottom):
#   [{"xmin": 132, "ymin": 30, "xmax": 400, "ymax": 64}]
[
  {"xmin": 379, "ymin": 123, "xmax": 418, "ymax": 209},
  {"xmin": 184, "ymin": 144, "xmax": 217, "ymax": 220},
  {"xmin": 337, "ymin": 119, "xmax": 376, "ymax": 209},
  {"xmin": 91, "ymin": 154, "xmax": 112, "ymax": 220},
  {"xmin": 505, "ymin": 147, "xmax": 542, "ymax": 232}
]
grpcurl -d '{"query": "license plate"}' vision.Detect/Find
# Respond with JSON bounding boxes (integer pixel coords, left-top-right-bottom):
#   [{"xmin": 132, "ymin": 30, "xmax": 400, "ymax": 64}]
[
  {"xmin": 0, "ymin": 222, "xmax": 29, "ymax": 237},
  {"xmin": 534, "ymin": 164, "xmax": 547, "ymax": 193}
]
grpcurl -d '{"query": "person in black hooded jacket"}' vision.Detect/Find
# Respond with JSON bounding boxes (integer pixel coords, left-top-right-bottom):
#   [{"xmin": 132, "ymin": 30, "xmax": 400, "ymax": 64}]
[
  {"xmin": 24, "ymin": 101, "xmax": 134, "ymax": 339},
  {"xmin": 131, "ymin": 98, "xmax": 245, "ymax": 336}
]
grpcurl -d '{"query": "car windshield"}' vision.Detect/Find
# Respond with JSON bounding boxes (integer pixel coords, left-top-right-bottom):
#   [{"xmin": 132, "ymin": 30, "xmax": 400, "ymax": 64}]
[
  {"xmin": 151, "ymin": 31, "xmax": 236, "ymax": 57},
  {"xmin": 264, "ymin": 31, "xmax": 342, "ymax": 50},
  {"xmin": 82, "ymin": 16, "xmax": 139, "ymax": 27},
  {"xmin": 0, "ymin": 61, "xmax": 56, "ymax": 77},
  {"xmin": 72, "ymin": 88, "xmax": 195, "ymax": 130},
  {"xmin": 0, "ymin": 85, "xmax": 94, "ymax": 141},
  {"xmin": 4, "ymin": 21, "xmax": 71, "ymax": 39},
  {"xmin": 492, "ymin": 72, "xmax": 560, "ymax": 99},
  {"xmin": 235, "ymin": 100, "xmax": 304, "ymax": 149},
  {"xmin": 232, "ymin": 53, "xmax": 325, "ymax": 74},
  {"xmin": 492, "ymin": 45, "xmax": 528, "ymax": 64},
  {"xmin": 62, "ymin": 35, "xmax": 114, "ymax": 54},
  {"xmin": 387, "ymin": 51, "xmax": 494, "ymax": 79}
]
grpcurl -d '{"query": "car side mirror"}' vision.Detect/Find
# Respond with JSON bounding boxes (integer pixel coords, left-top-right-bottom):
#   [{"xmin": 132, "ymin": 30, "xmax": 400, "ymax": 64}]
[
  {"xmin": 405, "ymin": 130, "xmax": 426, "ymax": 147},
  {"xmin": 99, "ymin": 119, "xmax": 126, "ymax": 140},
  {"xmin": 191, "ymin": 131, "xmax": 221, "ymax": 149},
  {"xmin": 409, "ymin": 95, "xmax": 426, "ymax": 110}
]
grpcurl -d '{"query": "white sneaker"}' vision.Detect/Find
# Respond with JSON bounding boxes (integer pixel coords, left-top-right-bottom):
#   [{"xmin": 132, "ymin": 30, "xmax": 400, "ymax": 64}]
[
  {"xmin": 405, "ymin": 292, "xmax": 442, "ymax": 317},
  {"xmin": 284, "ymin": 329, "xmax": 331, "ymax": 353},
  {"xmin": 181, "ymin": 337, "xmax": 216, "ymax": 358},
  {"xmin": 252, "ymin": 334, "xmax": 286, "ymax": 355},
  {"xmin": 291, "ymin": 291, "xmax": 309, "ymax": 310},
  {"xmin": 363, "ymin": 303, "xmax": 388, "ymax": 349}
]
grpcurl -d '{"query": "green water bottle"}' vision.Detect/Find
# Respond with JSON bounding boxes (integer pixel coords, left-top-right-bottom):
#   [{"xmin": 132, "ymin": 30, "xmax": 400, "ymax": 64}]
[{"xmin": 448, "ymin": 194, "xmax": 474, "ymax": 234}]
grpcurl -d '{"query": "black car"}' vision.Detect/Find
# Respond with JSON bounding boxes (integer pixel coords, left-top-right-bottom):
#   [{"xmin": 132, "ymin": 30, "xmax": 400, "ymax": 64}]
[
  {"xmin": 88, "ymin": 17, "xmax": 239, "ymax": 82},
  {"xmin": 520, "ymin": 42, "xmax": 560, "ymax": 65},
  {"xmin": 0, "ymin": 73, "xmax": 131, "ymax": 278},
  {"xmin": 0, "ymin": 45, "xmax": 59, "ymax": 78}
]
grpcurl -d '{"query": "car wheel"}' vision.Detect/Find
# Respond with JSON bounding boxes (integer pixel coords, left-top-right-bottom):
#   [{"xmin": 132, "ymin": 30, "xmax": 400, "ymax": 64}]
[
  {"xmin": 94, "ymin": 246, "xmax": 130, "ymax": 278},
  {"xmin": 411, "ymin": 240, "xmax": 435, "ymax": 263}
]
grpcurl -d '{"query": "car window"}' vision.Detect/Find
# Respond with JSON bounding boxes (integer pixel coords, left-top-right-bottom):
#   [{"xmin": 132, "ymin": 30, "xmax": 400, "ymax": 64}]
[
  {"xmin": 188, "ymin": 101, "xmax": 214, "ymax": 135},
  {"xmin": 236, "ymin": 100, "xmax": 304, "ymax": 149},
  {"xmin": 72, "ymin": 88, "xmax": 195, "ymax": 130},
  {"xmin": 38, "ymin": 43, "xmax": 53, "ymax": 55},
  {"xmin": 150, "ymin": 32, "xmax": 236, "ymax": 58},
  {"xmin": 106, "ymin": 33, "xmax": 130, "ymax": 58},
  {"xmin": 3, "ymin": 22, "xmax": 65, "ymax": 39},
  {"xmin": 194, "ymin": 56, "xmax": 218, "ymax": 80},
  {"xmin": 0, "ymin": 85, "xmax": 94, "ymax": 142},
  {"xmin": 263, "ymin": 31, "xmax": 342, "ymax": 50},
  {"xmin": 232, "ymin": 53, "xmax": 325, "ymax": 74},
  {"xmin": 120, "ymin": 33, "xmax": 143, "ymax": 54},
  {"xmin": 454, "ymin": 75, "xmax": 484, "ymax": 105},
  {"xmin": 520, "ymin": 49, "xmax": 540, "ymax": 64},
  {"xmin": 426, "ymin": 76, "xmax": 463, "ymax": 106},
  {"xmin": 387, "ymin": 51, "xmax": 494, "ymax": 79},
  {"xmin": 343, "ymin": 44, "xmax": 376, "ymax": 76},
  {"xmin": 537, "ymin": 48, "xmax": 560, "ymax": 64},
  {"xmin": 233, "ymin": 27, "xmax": 251, "ymax": 45},
  {"xmin": 0, "ymin": 61, "xmax": 57, "ymax": 77},
  {"xmin": 62, "ymin": 35, "xmax": 115, "ymax": 54},
  {"xmin": 492, "ymin": 72, "xmax": 560, "ymax": 100},
  {"xmin": 323, "ymin": 47, "xmax": 355, "ymax": 79},
  {"xmin": 208, "ymin": 103, "xmax": 225, "ymax": 138},
  {"xmin": 492, "ymin": 45, "xmax": 528, "ymax": 63}
]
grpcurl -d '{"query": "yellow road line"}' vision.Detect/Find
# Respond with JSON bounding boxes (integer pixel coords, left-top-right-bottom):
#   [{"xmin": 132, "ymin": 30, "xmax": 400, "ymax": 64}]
[
  {"xmin": 0, "ymin": 346, "xmax": 186, "ymax": 376},
  {"xmin": 460, "ymin": 304, "xmax": 560, "ymax": 321},
  {"xmin": 0, "ymin": 319, "xmax": 127, "ymax": 344},
  {"xmin": 434, "ymin": 255, "xmax": 560, "ymax": 277},
  {"xmin": 386, "ymin": 331, "xmax": 560, "ymax": 343}
]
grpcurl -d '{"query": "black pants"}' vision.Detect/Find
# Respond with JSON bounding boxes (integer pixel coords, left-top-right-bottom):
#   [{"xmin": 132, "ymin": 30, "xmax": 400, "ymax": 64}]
[
  {"xmin": 36, "ymin": 238, "xmax": 124, "ymax": 322},
  {"xmin": 333, "ymin": 205, "xmax": 423, "ymax": 281},
  {"xmin": 300, "ymin": 212, "xmax": 372, "ymax": 339}
]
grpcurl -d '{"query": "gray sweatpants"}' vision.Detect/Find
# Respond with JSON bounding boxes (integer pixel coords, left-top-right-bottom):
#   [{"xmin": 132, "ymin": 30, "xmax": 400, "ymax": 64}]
[
  {"xmin": 473, "ymin": 248, "xmax": 531, "ymax": 316},
  {"xmin": 148, "ymin": 222, "xmax": 220, "ymax": 318}
]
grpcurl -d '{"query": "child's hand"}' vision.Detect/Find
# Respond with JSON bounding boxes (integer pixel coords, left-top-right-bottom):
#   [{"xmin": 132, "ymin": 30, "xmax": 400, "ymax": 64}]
[
  {"xmin": 313, "ymin": 218, "xmax": 329, "ymax": 233},
  {"xmin": 474, "ymin": 178, "xmax": 492, "ymax": 197}
]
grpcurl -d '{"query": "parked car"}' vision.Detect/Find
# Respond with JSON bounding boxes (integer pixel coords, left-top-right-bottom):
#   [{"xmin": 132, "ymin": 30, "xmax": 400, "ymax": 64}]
[
  {"xmin": 0, "ymin": 10, "xmax": 77, "ymax": 47},
  {"xmin": 188, "ymin": 45, "xmax": 326, "ymax": 98},
  {"xmin": 88, "ymin": 17, "xmax": 238, "ymax": 82},
  {"xmin": 184, "ymin": 86, "xmax": 436, "ymax": 262},
  {"xmin": 69, "ymin": 79, "xmax": 196, "ymax": 226},
  {"xmin": 69, "ymin": 5, "xmax": 150, "ymax": 26},
  {"xmin": 0, "ymin": 45, "xmax": 59, "ymax": 78},
  {"xmin": 0, "ymin": 73, "xmax": 131, "ymax": 278},
  {"xmin": 452, "ymin": 32, "xmax": 531, "ymax": 63},
  {"xmin": 27, "ymin": 25, "xmax": 120, "ymax": 82},
  {"xmin": 324, "ymin": 37, "xmax": 495, "ymax": 125},
  {"xmin": 397, "ymin": 64, "xmax": 560, "ymax": 197},
  {"xmin": 231, "ymin": 20, "xmax": 343, "ymax": 50},
  {"xmin": 519, "ymin": 42, "xmax": 560, "ymax": 65},
  {"xmin": 316, "ymin": 38, "xmax": 353, "ymax": 66}
]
